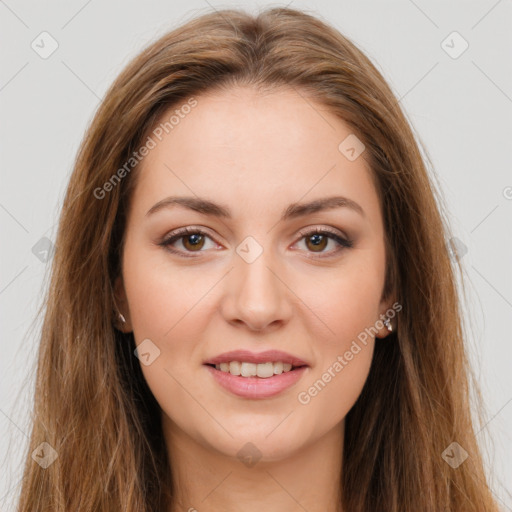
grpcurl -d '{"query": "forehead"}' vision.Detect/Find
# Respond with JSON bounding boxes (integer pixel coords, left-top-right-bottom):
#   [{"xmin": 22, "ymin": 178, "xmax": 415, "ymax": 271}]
[
  {"xmin": 129, "ymin": 86, "xmax": 381, "ymax": 225},
  {"xmin": 147, "ymin": 86, "xmax": 353, "ymax": 169}
]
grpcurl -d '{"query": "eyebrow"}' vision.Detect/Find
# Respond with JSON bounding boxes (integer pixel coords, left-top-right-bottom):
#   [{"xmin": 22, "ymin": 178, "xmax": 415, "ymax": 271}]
[{"xmin": 146, "ymin": 195, "xmax": 365, "ymax": 220}]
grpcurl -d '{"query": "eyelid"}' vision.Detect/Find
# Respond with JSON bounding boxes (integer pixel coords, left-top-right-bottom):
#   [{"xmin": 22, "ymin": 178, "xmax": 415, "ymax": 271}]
[
  {"xmin": 159, "ymin": 225, "xmax": 353, "ymax": 258},
  {"xmin": 295, "ymin": 225, "xmax": 349, "ymax": 242},
  {"xmin": 293, "ymin": 226, "xmax": 354, "ymax": 258},
  {"xmin": 159, "ymin": 226, "xmax": 221, "ymax": 256}
]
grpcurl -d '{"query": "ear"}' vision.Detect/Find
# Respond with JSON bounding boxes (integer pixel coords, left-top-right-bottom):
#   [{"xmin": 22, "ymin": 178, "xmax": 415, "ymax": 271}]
[
  {"xmin": 113, "ymin": 275, "xmax": 133, "ymax": 333},
  {"xmin": 375, "ymin": 297, "xmax": 399, "ymax": 339}
]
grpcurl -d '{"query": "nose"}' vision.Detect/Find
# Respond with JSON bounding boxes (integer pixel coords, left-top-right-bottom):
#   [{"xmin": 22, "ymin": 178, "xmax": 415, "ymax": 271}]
[{"xmin": 219, "ymin": 249, "xmax": 293, "ymax": 332}]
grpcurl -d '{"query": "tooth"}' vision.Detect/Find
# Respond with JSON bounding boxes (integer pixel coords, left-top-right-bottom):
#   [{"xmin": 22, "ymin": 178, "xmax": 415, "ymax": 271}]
[
  {"xmin": 214, "ymin": 361, "xmax": 298, "ymax": 376},
  {"xmin": 240, "ymin": 362, "xmax": 257, "ymax": 377},
  {"xmin": 273, "ymin": 362, "xmax": 284, "ymax": 375},
  {"xmin": 256, "ymin": 362, "xmax": 274, "ymax": 378},
  {"xmin": 229, "ymin": 361, "xmax": 241, "ymax": 376}
]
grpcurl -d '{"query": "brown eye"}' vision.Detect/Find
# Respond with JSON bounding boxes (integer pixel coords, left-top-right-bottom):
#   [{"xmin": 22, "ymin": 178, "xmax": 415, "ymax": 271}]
[
  {"xmin": 182, "ymin": 232, "xmax": 205, "ymax": 251},
  {"xmin": 304, "ymin": 233, "xmax": 329, "ymax": 252},
  {"xmin": 295, "ymin": 228, "xmax": 354, "ymax": 258},
  {"xmin": 160, "ymin": 227, "xmax": 217, "ymax": 257},
  {"xmin": 160, "ymin": 226, "xmax": 353, "ymax": 259}
]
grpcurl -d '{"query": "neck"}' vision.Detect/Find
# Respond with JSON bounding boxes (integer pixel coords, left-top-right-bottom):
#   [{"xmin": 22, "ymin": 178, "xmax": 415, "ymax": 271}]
[{"xmin": 163, "ymin": 415, "xmax": 344, "ymax": 512}]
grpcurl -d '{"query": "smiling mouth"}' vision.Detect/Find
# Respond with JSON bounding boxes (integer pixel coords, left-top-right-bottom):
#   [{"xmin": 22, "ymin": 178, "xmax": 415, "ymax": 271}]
[{"xmin": 204, "ymin": 361, "xmax": 308, "ymax": 379}]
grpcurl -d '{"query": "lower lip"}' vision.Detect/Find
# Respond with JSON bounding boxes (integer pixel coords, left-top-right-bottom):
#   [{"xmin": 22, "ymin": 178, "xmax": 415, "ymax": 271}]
[{"xmin": 204, "ymin": 365, "xmax": 308, "ymax": 399}]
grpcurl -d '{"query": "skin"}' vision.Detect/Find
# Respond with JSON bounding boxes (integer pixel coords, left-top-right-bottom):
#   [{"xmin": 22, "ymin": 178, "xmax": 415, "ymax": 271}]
[{"xmin": 114, "ymin": 85, "xmax": 395, "ymax": 512}]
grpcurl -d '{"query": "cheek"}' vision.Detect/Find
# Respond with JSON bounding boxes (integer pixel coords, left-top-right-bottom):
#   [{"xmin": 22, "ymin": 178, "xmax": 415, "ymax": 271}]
[
  {"xmin": 292, "ymin": 253, "xmax": 382, "ymax": 421},
  {"xmin": 296, "ymin": 340, "xmax": 374, "ymax": 433},
  {"xmin": 123, "ymin": 248, "xmax": 222, "ymax": 411},
  {"xmin": 124, "ymin": 249, "xmax": 208, "ymax": 342},
  {"xmin": 298, "ymin": 253, "xmax": 385, "ymax": 343},
  {"xmin": 122, "ymin": 252, "xmax": 215, "ymax": 421},
  {"xmin": 122, "ymin": 234, "xmax": 383, "ymax": 437},
  {"xmin": 296, "ymin": 270, "xmax": 378, "ymax": 422}
]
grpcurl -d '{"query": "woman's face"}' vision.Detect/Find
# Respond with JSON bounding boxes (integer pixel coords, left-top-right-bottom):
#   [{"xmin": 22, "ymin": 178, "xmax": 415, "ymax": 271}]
[{"xmin": 115, "ymin": 86, "xmax": 393, "ymax": 462}]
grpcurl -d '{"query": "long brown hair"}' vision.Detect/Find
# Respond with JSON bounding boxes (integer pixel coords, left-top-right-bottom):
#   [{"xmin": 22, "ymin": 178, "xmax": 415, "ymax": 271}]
[{"xmin": 15, "ymin": 6, "xmax": 500, "ymax": 511}]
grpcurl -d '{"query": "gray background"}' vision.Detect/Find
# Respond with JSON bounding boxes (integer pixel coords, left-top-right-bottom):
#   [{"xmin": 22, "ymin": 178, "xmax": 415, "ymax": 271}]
[{"xmin": 1, "ymin": 0, "xmax": 511, "ymax": 509}]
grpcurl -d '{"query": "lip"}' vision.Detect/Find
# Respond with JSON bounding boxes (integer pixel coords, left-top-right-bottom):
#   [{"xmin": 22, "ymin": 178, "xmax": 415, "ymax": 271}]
[
  {"xmin": 205, "ymin": 364, "xmax": 309, "ymax": 399},
  {"xmin": 203, "ymin": 349, "xmax": 309, "ymax": 367}
]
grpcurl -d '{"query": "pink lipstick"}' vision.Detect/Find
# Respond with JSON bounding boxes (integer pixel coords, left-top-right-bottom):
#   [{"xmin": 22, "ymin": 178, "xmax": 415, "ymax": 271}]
[{"xmin": 203, "ymin": 349, "xmax": 309, "ymax": 399}]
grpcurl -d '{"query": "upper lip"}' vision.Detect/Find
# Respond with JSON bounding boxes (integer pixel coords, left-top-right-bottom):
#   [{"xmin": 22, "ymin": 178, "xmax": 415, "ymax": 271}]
[{"xmin": 203, "ymin": 349, "xmax": 309, "ymax": 367}]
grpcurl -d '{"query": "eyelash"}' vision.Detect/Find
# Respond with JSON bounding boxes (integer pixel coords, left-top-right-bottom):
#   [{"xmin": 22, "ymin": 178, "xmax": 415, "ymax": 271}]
[{"xmin": 159, "ymin": 226, "xmax": 354, "ymax": 259}]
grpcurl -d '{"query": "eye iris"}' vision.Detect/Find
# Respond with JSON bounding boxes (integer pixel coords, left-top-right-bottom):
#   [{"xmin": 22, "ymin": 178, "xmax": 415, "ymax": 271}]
[
  {"xmin": 306, "ymin": 233, "xmax": 328, "ymax": 252},
  {"xmin": 183, "ymin": 233, "xmax": 205, "ymax": 251}
]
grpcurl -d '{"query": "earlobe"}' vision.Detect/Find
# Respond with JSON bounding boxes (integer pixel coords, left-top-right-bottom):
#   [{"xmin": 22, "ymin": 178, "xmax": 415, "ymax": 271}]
[
  {"xmin": 375, "ymin": 316, "xmax": 394, "ymax": 339},
  {"xmin": 376, "ymin": 298, "xmax": 397, "ymax": 339},
  {"xmin": 113, "ymin": 275, "xmax": 133, "ymax": 333}
]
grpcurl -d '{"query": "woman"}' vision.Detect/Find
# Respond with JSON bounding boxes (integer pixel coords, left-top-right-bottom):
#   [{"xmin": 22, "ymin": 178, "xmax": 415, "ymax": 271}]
[{"xmin": 16, "ymin": 6, "xmax": 500, "ymax": 511}]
